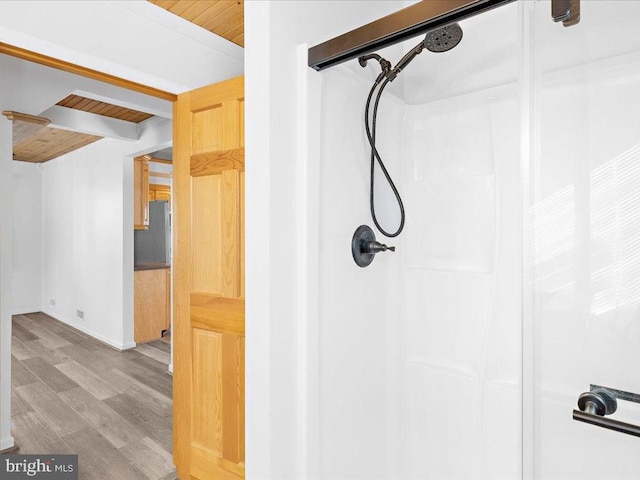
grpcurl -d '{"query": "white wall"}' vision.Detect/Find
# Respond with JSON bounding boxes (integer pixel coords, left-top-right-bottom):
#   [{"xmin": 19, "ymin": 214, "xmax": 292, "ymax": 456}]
[
  {"xmin": 12, "ymin": 162, "xmax": 42, "ymax": 314},
  {"xmin": 0, "ymin": 116, "xmax": 14, "ymax": 451},
  {"xmin": 41, "ymin": 118, "xmax": 171, "ymax": 350}
]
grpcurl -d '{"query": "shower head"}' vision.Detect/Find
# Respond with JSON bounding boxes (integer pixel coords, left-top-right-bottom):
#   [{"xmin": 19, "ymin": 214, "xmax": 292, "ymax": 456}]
[
  {"xmin": 358, "ymin": 23, "xmax": 463, "ymax": 82},
  {"xmin": 424, "ymin": 23, "xmax": 463, "ymax": 53}
]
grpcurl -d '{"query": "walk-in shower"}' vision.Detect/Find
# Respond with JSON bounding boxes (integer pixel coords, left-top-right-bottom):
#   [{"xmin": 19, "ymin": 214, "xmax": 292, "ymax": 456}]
[{"xmin": 305, "ymin": 0, "xmax": 640, "ymax": 478}]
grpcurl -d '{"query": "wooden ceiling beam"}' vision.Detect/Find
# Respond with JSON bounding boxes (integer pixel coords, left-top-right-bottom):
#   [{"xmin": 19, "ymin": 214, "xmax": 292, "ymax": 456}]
[
  {"xmin": 0, "ymin": 42, "xmax": 177, "ymax": 102},
  {"xmin": 41, "ymin": 106, "xmax": 140, "ymax": 141},
  {"xmin": 2, "ymin": 110, "xmax": 51, "ymax": 145}
]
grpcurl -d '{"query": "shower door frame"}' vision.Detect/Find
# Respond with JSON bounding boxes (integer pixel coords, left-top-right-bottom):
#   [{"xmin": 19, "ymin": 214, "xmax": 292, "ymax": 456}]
[{"xmin": 519, "ymin": 2, "xmax": 537, "ymax": 479}]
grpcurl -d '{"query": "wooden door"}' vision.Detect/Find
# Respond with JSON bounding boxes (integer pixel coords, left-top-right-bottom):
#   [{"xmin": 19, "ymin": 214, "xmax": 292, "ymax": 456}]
[{"xmin": 173, "ymin": 75, "xmax": 245, "ymax": 480}]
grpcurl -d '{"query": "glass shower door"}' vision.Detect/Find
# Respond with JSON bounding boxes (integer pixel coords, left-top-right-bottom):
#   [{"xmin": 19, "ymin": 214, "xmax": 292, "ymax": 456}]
[{"xmin": 528, "ymin": 1, "xmax": 640, "ymax": 477}]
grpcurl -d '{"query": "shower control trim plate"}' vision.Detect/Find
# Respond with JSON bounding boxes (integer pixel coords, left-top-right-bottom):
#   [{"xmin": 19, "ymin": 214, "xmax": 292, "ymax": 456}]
[{"xmin": 351, "ymin": 225, "xmax": 395, "ymax": 267}]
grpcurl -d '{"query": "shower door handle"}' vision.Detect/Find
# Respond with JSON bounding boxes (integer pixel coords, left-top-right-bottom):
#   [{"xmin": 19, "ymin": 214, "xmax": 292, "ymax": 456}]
[
  {"xmin": 573, "ymin": 411, "xmax": 640, "ymax": 438},
  {"xmin": 573, "ymin": 385, "xmax": 640, "ymax": 438}
]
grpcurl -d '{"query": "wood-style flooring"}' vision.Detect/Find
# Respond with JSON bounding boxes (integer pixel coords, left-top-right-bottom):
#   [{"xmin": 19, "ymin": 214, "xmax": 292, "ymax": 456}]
[{"xmin": 10, "ymin": 312, "xmax": 175, "ymax": 480}]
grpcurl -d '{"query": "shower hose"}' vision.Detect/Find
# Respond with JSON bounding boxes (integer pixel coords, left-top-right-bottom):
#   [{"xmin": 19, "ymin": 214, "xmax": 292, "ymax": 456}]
[{"xmin": 365, "ymin": 73, "xmax": 405, "ymax": 238}]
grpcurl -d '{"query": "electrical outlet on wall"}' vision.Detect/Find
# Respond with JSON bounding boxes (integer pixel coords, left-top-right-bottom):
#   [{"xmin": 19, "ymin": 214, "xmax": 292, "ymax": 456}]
[
  {"xmin": 76, "ymin": 310, "xmax": 84, "ymax": 320},
  {"xmin": 50, "ymin": 299, "xmax": 55, "ymax": 306}
]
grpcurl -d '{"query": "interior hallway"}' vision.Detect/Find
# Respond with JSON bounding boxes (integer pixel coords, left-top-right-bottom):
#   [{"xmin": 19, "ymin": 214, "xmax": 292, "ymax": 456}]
[{"xmin": 10, "ymin": 312, "xmax": 175, "ymax": 480}]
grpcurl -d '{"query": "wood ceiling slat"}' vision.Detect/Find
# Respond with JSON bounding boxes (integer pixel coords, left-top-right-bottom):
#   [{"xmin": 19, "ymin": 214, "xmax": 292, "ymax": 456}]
[
  {"xmin": 200, "ymin": 3, "xmax": 241, "ymax": 32},
  {"xmin": 215, "ymin": 12, "xmax": 244, "ymax": 37},
  {"xmin": 91, "ymin": 103, "xmax": 112, "ymax": 115},
  {"xmin": 151, "ymin": 0, "xmax": 179, "ymax": 9},
  {"xmin": 199, "ymin": 1, "xmax": 239, "ymax": 26},
  {"xmin": 96, "ymin": 104, "xmax": 121, "ymax": 117},
  {"xmin": 197, "ymin": 0, "xmax": 230, "ymax": 20},
  {"xmin": 120, "ymin": 112, "xmax": 136, "ymax": 123},
  {"xmin": 165, "ymin": 0, "xmax": 198, "ymax": 16},
  {"xmin": 58, "ymin": 95, "xmax": 82, "ymax": 108},
  {"xmin": 177, "ymin": 1, "xmax": 215, "ymax": 22},
  {"xmin": 148, "ymin": 0, "xmax": 244, "ymax": 47},
  {"xmin": 84, "ymin": 100, "xmax": 102, "ymax": 111},
  {"xmin": 70, "ymin": 95, "xmax": 85, "ymax": 106},
  {"xmin": 225, "ymin": 27, "xmax": 244, "ymax": 45},
  {"xmin": 230, "ymin": 32, "xmax": 244, "ymax": 48},
  {"xmin": 73, "ymin": 98, "xmax": 94, "ymax": 110},
  {"xmin": 56, "ymin": 94, "xmax": 153, "ymax": 123},
  {"xmin": 13, "ymin": 127, "xmax": 102, "ymax": 163}
]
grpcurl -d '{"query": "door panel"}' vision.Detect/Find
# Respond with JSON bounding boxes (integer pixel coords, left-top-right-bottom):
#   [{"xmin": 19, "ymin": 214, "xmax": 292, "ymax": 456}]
[
  {"xmin": 530, "ymin": 2, "xmax": 640, "ymax": 478},
  {"xmin": 191, "ymin": 175, "xmax": 223, "ymax": 295},
  {"xmin": 174, "ymin": 75, "xmax": 244, "ymax": 480}
]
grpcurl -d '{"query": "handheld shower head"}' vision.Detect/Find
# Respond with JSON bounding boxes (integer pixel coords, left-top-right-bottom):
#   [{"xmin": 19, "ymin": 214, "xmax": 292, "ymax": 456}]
[
  {"xmin": 385, "ymin": 23, "xmax": 463, "ymax": 81},
  {"xmin": 357, "ymin": 23, "xmax": 464, "ymax": 82},
  {"xmin": 386, "ymin": 42, "xmax": 424, "ymax": 81},
  {"xmin": 424, "ymin": 23, "xmax": 463, "ymax": 53}
]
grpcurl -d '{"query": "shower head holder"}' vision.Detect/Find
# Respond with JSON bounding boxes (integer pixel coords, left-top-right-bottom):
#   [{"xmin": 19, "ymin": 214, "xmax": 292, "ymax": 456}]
[
  {"xmin": 358, "ymin": 53, "xmax": 392, "ymax": 79},
  {"xmin": 351, "ymin": 225, "xmax": 395, "ymax": 268}
]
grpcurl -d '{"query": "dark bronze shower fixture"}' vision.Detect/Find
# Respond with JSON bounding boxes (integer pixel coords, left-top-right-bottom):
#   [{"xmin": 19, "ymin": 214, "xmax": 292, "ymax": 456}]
[{"xmin": 351, "ymin": 225, "xmax": 395, "ymax": 268}]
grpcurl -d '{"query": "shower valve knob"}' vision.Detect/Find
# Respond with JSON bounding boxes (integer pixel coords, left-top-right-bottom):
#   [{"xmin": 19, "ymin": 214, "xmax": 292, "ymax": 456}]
[
  {"xmin": 364, "ymin": 241, "xmax": 395, "ymax": 254},
  {"xmin": 351, "ymin": 225, "xmax": 395, "ymax": 267}
]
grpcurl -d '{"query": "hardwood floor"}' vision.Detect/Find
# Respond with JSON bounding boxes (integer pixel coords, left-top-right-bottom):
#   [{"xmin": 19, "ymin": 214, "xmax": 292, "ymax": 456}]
[{"xmin": 10, "ymin": 312, "xmax": 176, "ymax": 480}]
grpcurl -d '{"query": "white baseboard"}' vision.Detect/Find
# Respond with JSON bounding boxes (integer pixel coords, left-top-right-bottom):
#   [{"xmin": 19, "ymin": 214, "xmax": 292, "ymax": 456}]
[
  {"xmin": 42, "ymin": 309, "xmax": 133, "ymax": 351},
  {"xmin": 168, "ymin": 363, "xmax": 173, "ymax": 374},
  {"xmin": 0, "ymin": 436, "xmax": 15, "ymax": 451},
  {"xmin": 12, "ymin": 307, "xmax": 41, "ymax": 316}
]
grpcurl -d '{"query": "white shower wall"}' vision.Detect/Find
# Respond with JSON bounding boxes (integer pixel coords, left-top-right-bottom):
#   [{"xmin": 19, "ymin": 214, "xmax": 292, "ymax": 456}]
[
  {"xmin": 316, "ymin": 7, "xmax": 521, "ymax": 480},
  {"xmin": 316, "ymin": 4, "xmax": 522, "ymax": 479},
  {"xmin": 318, "ymin": 68, "xmax": 404, "ymax": 479},
  {"xmin": 401, "ymin": 84, "xmax": 520, "ymax": 479}
]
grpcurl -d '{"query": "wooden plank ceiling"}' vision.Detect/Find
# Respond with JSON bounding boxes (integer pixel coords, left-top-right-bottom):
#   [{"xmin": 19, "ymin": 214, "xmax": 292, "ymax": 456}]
[
  {"xmin": 57, "ymin": 94, "xmax": 154, "ymax": 123},
  {"xmin": 6, "ymin": 94, "xmax": 154, "ymax": 163},
  {"xmin": 148, "ymin": 0, "xmax": 244, "ymax": 47},
  {"xmin": 3, "ymin": 110, "xmax": 103, "ymax": 163},
  {"xmin": 13, "ymin": 127, "xmax": 102, "ymax": 163}
]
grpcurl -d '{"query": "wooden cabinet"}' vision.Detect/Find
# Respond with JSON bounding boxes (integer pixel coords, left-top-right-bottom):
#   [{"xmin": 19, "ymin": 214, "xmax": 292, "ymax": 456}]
[
  {"xmin": 134, "ymin": 267, "xmax": 170, "ymax": 343},
  {"xmin": 134, "ymin": 157, "xmax": 149, "ymax": 230},
  {"xmin": 148, "ymin": 183, "xmax": 171, "ymax": 203}
]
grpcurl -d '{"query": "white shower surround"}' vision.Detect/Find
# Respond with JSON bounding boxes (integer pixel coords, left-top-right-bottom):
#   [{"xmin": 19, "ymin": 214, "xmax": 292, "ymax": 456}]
[
  {"xmin": 313, "ymin": 39, "xmax": 521, "ymax": 480},
  {"xmin": 290, "ymin": 1, "xmax": 640, "ymax": 479}
]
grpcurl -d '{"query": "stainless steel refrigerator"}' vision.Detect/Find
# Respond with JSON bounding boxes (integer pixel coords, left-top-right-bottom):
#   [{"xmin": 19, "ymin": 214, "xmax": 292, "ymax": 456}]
[{"xmin": 134, "ymin": 200, "xmax": 171, "ymax": 264}]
